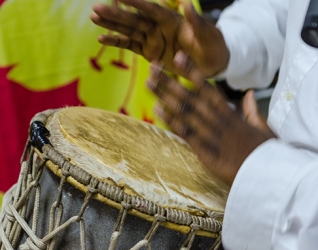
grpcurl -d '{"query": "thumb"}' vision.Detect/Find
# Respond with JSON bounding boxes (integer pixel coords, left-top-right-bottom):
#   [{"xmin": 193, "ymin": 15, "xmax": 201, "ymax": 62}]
[
  {"xmin": 243, "ymin": 90, "xmax": 274, "ymax": 136},
  {"xmin": 182, "ymin": 3, "xmax": 205, "ymax": 39}
]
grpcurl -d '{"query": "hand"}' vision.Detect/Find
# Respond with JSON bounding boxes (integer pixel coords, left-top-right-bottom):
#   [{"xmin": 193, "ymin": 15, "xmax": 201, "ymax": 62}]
[
  {"xmin": 90, "ymin": 0, "xmax": 229, "ymax": 78},
  {"xmin": 146, "ymin": 60, "xmax": 275, "ymax": 187}
]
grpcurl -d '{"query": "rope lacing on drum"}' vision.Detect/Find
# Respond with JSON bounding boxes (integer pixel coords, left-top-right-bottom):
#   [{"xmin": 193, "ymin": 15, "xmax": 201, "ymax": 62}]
[
  {"xmin": 130, "ymin": 210, "xmax": 166, "ymax": 250},
  {"xmin": 180, "ymin": 223, "xmax": 201, "ymax": 250},
  {"xmin": 108, "ymin": 196, "xmax": 132, "ymax": 250},
  {"xmin": 166, "ymin": 208, "xmax": 192, "ymax": 225},
  {"xmin": 8, "ymin": 204, "xmax": 47, "ymax": 250},
  {"xmin": 131, "ymin": 197, "xmax": 159, "ymax": 215},
  {"xmin": 209, "ymin": 231, "xmax": 222, "ymax": 250},
  {"xmin": 3, "ymin": 162, "xmax": 29, "ymax": 249},
  {"xmin": 78, "ymin": 177, "xmax": 99, "ymax": 222},
  {"xmin": 47, "ymin": 159, "xmax": 68, "ymax": 250},
  {"xmin": 0, "ymin": 109, "xmax": 224, "ymax": 250}
]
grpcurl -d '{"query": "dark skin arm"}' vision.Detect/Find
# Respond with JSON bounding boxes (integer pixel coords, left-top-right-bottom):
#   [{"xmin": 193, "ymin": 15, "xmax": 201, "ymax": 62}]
[
  {"xmin": 91, "ymin": 1, "xmax": 229, "ymax": 78},
  {"xmin": 146, "ymin": 58, "xmax": 275, "ymax": 187}
]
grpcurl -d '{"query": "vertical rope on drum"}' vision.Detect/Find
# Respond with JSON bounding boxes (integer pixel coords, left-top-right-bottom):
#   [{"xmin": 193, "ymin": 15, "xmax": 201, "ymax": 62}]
[
  {"xmin": 180, "ymin": 223, "xmax": 200, "ymax": 250},
  {"xmin": 80, "ymin": 219, "xmax": 86, "ymax": 250},
  {"xmin": 0, "ymin": 223, "xmax": 14, "ymax": 250},
  {"xmin": 75, "ymin": 178, "xmax": 99, "ymax": 249},
  {"xmin": 14, "ymin": 162, "xmax": 44, "ymax": 213},
  {"xmin": 32, "ymin": 184, "xmax": 41, "ymax": 235},
  {"xmin": 4, "ymin": 162, "xmax": 28, "ymax": 230},
  {"xmin": 11, "ymin": 150, "xmax": 46, "ymax": 249},
  {"xmin": 0, "ymin": 193, "xmax": 16, "ymax": 250},
  {"xmin": 8, "ymin": 172, "xmax": 34, "ymax": 247},
  {"xmin": 108, "ymin": 195, "xmax": 132, "ymax": 250},
  {"xmin": 1, "ymin": 164, "xmax": 26, "ymax": 250},
  {"xmin": 48, "ymin": 188, "xmax": 65, "ymax": 234},
  {"xmin": 11, "ymin": 157, "xmax": 45, "ymax": 248},
  {"xmin": 46, "ymin": 149, "xmax": 70, "ymax": 250},
  {"xmin": 129, "ymin": 212, "xmax": 166, "ymax": 250},
  {"xmin": 20, "ymin": 139, "xmax": 31, "ymax": 165},
  {"xmin": 0, "ymin": 159, "xmax": 29, "ymax": 250},
  {"xmin": 48, "ymin": 162, "xmax": 69, "ymax": 236},
  {"xmin": 77, "ymin": 178, "xmax": 99, "ymax": 221},
  {"xmin": 47, "ymin": 202, "xmax": 64, "ymax": 250},
  {"xmin": 209, "ymin": 232, "xmax": 222, "ymax": 250}
]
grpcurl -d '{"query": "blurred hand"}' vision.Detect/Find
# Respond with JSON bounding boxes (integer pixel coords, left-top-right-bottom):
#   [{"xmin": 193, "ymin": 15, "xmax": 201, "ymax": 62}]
[
  {"xmin": 146, "ymin": 59, "xmax": 275, "ymax": 187},
  {"xmin": 91, "ymin": 0, "xmax": 229, "ymax": 78}
]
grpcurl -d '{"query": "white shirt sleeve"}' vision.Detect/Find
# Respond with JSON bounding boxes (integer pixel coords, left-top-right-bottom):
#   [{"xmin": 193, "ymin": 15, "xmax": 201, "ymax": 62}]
[
  {"xmin": 222, "ymin": 139, "xmax": 318, "ymax": 250},
  {"xmin": 216, "ymin": 0, "xmax": 289, "ymax": 90}
]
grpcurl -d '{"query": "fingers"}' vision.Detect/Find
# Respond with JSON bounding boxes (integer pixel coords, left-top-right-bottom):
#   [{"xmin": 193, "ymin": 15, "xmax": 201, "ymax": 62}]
[
  {"xmin": 98, "ymin": 34, "xmax": 143, "ymax": 54},
  {"xmin": 183, "ymin": 3, "xmax": 203, "ymax": 36},
  {"xmin": 117, "ymin": 0, "xmax": 177, "ymax": 22},
  {"xmin": 147, "ymin": 62, "xmax": 191, "ymax": 107},
  {"xmin": 173, "ymin": 51, "xmax": 207, "ymax": 87},
  {"xmin": 92, "ymin": 14, "xmax": 146, "ymax": 44},
  {"xmin": 172, "ymin": 52, "xmax": 229, "ymax": 115},
  {"xmin": 92, "ymin": 3, "xmax": 155, "ymax": 34},
  {"xmin": 91, "ymin": 2, "xmax": 166, "ymax": 61},
  {"xmin": 148, "ymin": 61, "xmax": 229, "ymax": 119},
  {"xmin": 146, "ymin": 61, "xmax": 225, "ymax": 138}
]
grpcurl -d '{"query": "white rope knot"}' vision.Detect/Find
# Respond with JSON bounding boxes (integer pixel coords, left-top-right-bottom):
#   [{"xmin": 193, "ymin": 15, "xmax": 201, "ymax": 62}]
[
  {"xmin": 190, "ymin": 223, "xmax": 200, "ymax": 231},
  {"xmin": 154, "ymin": 214, "xmax": 166, "ymax": 222},
  {"xmin": 86, "ymin": 185, "xmax": 98, "ymax": 194},
  {"xmin": 61, "ymin": 168, "xmax": 70, "ymax": 178},
  {"xmin": 20, "ymin": 237, "xmax": 47, "ymax": 250},
  {"xmin": 121, "ymin": 202, "xmax": 132, "ymax": 210},
  {"xmin": 28, "ymin": 180, "xmax": 38, "ymax": 189}
]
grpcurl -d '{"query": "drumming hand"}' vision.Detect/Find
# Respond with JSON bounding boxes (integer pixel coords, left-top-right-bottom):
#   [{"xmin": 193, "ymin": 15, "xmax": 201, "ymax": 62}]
[
  {"xmin": 90, "ymin": 1, "xmax": 229, "ymax": 78},
  {"xmin": 146, "ymin": 60, "xmax": 275, "ymax": 187}
]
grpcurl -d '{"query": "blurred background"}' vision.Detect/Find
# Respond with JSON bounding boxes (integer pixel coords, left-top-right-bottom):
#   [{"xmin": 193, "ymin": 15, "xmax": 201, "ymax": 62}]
[{"xmin": 0, "ymin": 0, "xmax": 273, "ymax": 206}]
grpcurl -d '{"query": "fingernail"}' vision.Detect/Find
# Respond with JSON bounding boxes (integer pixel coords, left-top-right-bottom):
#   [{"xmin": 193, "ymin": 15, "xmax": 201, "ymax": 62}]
[{"xmin": 174, "ymin": 51, "xmax": 187, "ymax": 68}]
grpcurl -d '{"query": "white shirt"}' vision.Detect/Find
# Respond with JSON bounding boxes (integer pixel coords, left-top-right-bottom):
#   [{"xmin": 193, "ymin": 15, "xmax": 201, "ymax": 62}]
[{"xmin": 217, "ymin": 0, "xmax": 318, "ymax": 249}]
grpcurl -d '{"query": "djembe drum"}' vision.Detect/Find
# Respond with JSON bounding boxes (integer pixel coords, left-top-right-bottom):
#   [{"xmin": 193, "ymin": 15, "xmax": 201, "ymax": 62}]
[{"xmin": 0, "ymin": 107, "xmax": 228, "ymax": 250}]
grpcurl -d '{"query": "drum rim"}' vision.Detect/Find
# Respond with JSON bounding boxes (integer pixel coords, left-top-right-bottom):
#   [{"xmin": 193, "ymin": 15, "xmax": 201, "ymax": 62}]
[{"xmin": 30, "ymin": 108, "xmax": 223, "ymax": 238}]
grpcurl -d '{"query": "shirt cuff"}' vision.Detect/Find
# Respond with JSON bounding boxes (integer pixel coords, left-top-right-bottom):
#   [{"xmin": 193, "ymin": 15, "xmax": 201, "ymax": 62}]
[{"xmin": 215, "ymin": 18, "xmax": 264, "ymax": 90}]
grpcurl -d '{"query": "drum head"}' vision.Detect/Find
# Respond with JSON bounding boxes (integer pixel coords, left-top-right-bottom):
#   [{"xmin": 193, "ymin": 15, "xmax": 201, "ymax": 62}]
[{"xmin": 46, "ymin": 107, "xmax": 228, "ymax": 214}]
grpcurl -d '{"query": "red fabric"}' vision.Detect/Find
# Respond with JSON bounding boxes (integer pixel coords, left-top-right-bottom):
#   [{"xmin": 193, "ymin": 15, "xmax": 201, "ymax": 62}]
[{"xmin": 0, "ymin": 65, "xmax": 84, "ymax": 192}]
